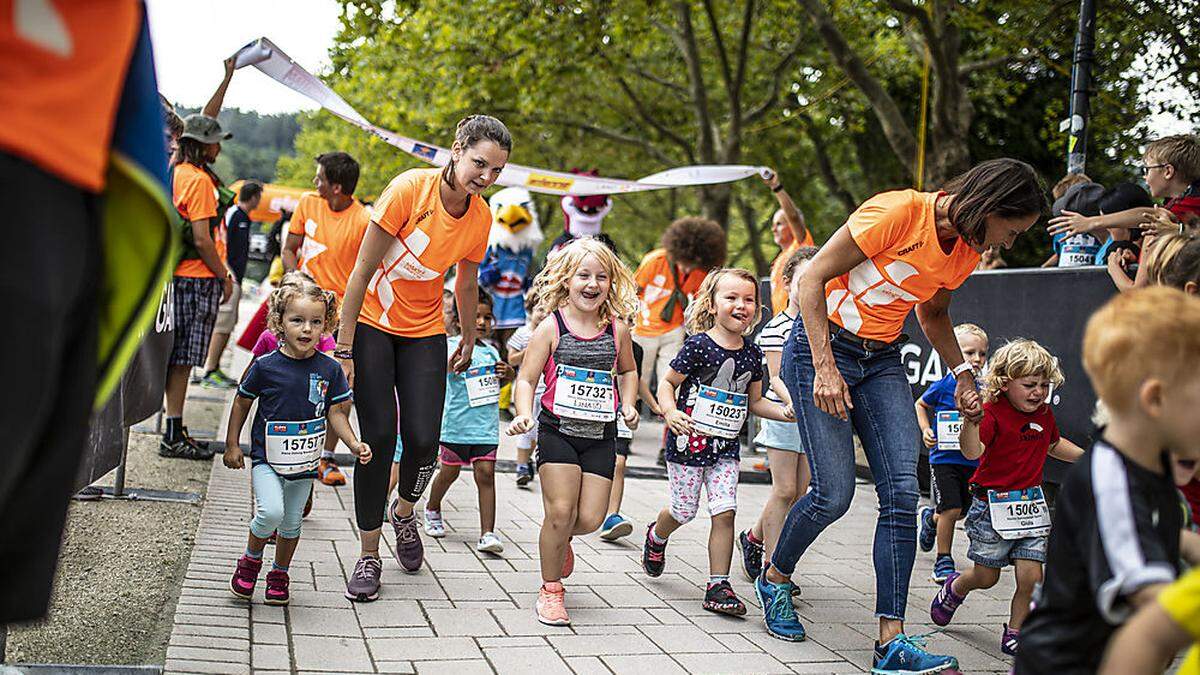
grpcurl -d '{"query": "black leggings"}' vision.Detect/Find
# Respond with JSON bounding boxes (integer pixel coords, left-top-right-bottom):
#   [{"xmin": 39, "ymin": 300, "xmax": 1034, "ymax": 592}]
[{"xmin": 352, "ymin": 323, "xmax": 447, "ymax": 531}]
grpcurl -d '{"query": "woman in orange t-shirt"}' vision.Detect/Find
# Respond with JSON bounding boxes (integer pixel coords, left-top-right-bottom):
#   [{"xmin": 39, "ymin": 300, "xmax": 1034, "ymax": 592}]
[
  {"xmin": 763, "ymin": 169, "xmax": 815, "ymax": 315},
  {"xmin": 755, "ymin": 159, "xmax": 1046, "ymax": 669},
  {"xmin": 335, "ymin": 116, "xmax": 511, "ymax": 598}
]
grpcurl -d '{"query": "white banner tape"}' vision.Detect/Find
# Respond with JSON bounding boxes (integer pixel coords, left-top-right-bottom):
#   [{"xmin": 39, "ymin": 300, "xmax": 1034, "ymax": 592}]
[{"xmin": 231, "ymin": 37, "xmax": 767, "ymax": 196}]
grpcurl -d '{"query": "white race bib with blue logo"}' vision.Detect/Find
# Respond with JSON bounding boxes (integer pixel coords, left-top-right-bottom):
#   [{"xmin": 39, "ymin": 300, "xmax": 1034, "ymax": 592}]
[
  {"xmin": 553, "ymin": 364, "xmax": 615, "ymax": 422},
  {"xmin": 465, "ymin": 365, "xmax": 500, "ymax": 407},
  {"xmin": 936, "ymin": 410, "xmax": 962, "ymax": 452},
  {"xmin": 987, "ymin": 486, "xmax": 1051, "ymax": 540},
  {"xmin": 691, "ymin": 385, "xmax": 748, "ymax": 439},
  {"xmin": 265, "ymin": 417, "xmax": 325, "ymax": 476}
]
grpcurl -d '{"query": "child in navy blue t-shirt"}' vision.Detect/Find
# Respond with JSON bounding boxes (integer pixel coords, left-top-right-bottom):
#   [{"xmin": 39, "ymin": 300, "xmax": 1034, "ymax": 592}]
[
  {"xmin": 915, "ymin": 324, "xmax": 988, "ymax": 583},
  {"xmin": 224, "ymin": 278, "xmax": 371, "ymax": 605}
]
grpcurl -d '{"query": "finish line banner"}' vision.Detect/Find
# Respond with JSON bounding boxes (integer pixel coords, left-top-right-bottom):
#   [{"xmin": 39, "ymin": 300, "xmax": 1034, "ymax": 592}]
[{"xmin": 231, "ymin": 37, "xmax": 765, "ymax": 196}]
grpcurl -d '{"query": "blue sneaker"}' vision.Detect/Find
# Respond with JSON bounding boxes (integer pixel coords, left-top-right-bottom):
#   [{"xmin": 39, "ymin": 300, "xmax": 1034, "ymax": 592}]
[
  {"xmin": 872, "ymin": 633, "xmax": 959, "ymax": 674},
  {"xmin": 755, "ymin": 571, "xmax": 806, "ymax": 641},
  {"xmin": 918, "ymin": 506, "xmax": 936, "ymax": 553},
  {"xmin": 599, "ymin": 513, "xmax": 633, "ymax": 541},
  {"xmin": 930, "ymin": 554, "xmax": 956, "ymax": 584}
]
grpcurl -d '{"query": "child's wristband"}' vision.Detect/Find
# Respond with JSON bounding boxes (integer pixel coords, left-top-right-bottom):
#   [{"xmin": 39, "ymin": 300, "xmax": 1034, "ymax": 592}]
[{"xmin": 951, "ymin": 362, "xmax": 975, "ymax": 378}]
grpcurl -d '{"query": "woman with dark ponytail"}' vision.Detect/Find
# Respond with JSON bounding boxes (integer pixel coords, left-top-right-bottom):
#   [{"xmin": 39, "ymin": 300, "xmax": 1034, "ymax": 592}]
[
  {"xmin": 336, "ymin": 115, "xmax": 512, "ymax": 601},
  {"xmin": 756, "ymin": 159, "xmax": 1046, "ymax": 674}
]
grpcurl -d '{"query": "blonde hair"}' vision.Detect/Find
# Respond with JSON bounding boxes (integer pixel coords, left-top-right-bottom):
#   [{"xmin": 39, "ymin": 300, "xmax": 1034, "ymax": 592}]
[
  {"xmin": 267, "ymin": 271, "xmax": 339, "ymax": 338},
  {"xmin": 1145, "ymin": 134, "xmax": 1200, "ymax": 184},
  {"xmin": 1141, "ymin": 233, "xmax": 1194, "ymax": 286},
  {"xmin": 954, "ymin": 322, "xmax": 989, "ymax": 345},
  {"xmin": 1052, "ymin": 173, "xmax": 1091, "ymax": 200},
  {"xmin": 686, "ymin": 268, "xmax": 763, "ymax": 336},
  {"xmin": 980, "ymin": 339, "xmax": 1063, "ymax": 403},
  {"xmin": 1084, "ymin": 286, "xmax": 1200, "ymax": 414},
  {"xmin": 534, "ymin": 237, "xmax": 637, "ymax": 329}
]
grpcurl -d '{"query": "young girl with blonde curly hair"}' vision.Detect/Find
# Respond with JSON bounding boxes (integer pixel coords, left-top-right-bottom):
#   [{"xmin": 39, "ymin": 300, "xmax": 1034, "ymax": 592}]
[
  {"xmin": 642, "ymin": 268, "xmax": 794, "ymax": 616},
  {"xmin": 224, "ymin": 275, "xmax": 371, "ymax": 605},
  {"xmin": 930, "ymin": 338, "xmax": 1084, "ymax": 657},
  {"xmin": 506, "ymin": 237, "xmax": 641, "ymax": 626}
]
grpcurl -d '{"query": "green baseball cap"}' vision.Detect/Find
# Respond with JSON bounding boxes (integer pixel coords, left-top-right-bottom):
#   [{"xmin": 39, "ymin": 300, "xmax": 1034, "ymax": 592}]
[{"xmin": 180, "ymin": 114, "xmax": 232, "ymax": 144}]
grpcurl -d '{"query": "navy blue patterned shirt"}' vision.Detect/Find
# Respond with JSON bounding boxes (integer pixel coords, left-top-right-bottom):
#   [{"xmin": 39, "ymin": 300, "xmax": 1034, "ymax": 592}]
[{"xmin": 666, "ymin": 332, "xmax": 763, "ymax": 467}]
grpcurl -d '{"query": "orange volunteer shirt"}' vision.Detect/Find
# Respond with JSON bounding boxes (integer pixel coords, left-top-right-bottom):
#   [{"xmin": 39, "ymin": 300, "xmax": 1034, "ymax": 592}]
[
  {"xmin": 360, "ymin": 168, "xmax": 491, "ymax": 337},
  {"xmin": 288, "ymin": 192, "xmax": 371, "ymax": 298},
  {"xmin": 770, "ymin": 226, "xmax": 815, "ymax": 315},
  {"xmin": 0, "ymin": 1, "xmax": 140, "ymax": 192},
  {"xmin": 173, "ymin": 163, "xmax": 225, "ymax": 279},
  {"xmin": 825, "ymin": 190, "xmax": 979, "ymax": 342},
  {"xmin": 633, "ymin": 248, "xmax": 708, "ymax": 337}
]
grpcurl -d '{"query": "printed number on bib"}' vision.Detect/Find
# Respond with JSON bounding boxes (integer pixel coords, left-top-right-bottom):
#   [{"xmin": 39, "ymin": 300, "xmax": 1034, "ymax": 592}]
[
  {"xmin": 691, "ymin": 385, "xmax": 747, "ymax": 439},
  {"xmin": 936, "ymin": 411, "xmax": 962, "ymax": 452},
  {"xmin": 465, "ymin": 365, "xmax": 500, "ymax": 407},
  {"xmin": 987, "ymin": 486, "xmax": 1051, "ymax": 540},
  {"xmin": 265, "ymin": 418, "xmax": 325, "ymax": 476},
  {"xmin": 1060, "ymin": 244, "xmax": 1097, "ymax": 267},
  {"xmin": 553, "ymin": 365, "xmax": 615, "ymax": 421}
]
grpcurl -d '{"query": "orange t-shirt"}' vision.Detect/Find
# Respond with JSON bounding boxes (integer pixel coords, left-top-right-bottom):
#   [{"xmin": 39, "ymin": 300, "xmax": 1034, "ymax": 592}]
[
  {"xmin": 633, "ymin": 248, "xmax": 708, "ymax": 337},
  {"xmin": 770, "ymin": 229, "xmax": 816, "ymax": 314},
  {"xmin": 288, "ymin": 192, "xmax": 371, "ymax": 298},
  {"xmin": 0, "ymin": 1, "xmax": 140, "ymax": 192},
  {"xmin": 825, "ymin": 190, "xmax": 980, "ymax": 342},
  {"xmin": 360, "ymin": 169, "xmax": 491, "ymax": 337},
  {"xmin": 173, "ymin": 163, "xmax": 226, "ymax": 279}
]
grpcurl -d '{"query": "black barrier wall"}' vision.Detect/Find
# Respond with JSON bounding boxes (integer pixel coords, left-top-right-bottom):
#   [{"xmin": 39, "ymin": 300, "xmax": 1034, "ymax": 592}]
[{"xmin": 900, "ymin": 266, "xmax": 1117, "ymax": 482}]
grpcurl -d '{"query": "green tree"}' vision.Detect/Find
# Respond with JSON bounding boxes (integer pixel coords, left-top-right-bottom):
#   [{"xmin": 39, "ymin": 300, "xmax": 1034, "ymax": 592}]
[{"xmin": 277, "ymin": 0, "xmax": 1189, "ymax": 270}]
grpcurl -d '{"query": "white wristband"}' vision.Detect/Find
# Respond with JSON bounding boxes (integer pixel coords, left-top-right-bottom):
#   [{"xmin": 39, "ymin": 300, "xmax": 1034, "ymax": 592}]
[{"xmin": 951, "ymin": 362, "xmax": 975, "ymax": 378}]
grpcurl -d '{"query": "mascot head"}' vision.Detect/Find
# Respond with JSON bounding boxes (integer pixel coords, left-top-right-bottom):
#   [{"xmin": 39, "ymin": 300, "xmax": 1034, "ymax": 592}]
[
  {"xmin": 488, "ymin": 187, "xmax": 543, "ymax": 251},
  {"xmin": 561, "ymin": 168, "xmax": 612, "ymax": 238}
]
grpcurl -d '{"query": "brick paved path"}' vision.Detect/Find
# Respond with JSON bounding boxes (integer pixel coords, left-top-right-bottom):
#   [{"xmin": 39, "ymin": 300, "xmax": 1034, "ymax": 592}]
[{"xmin": 164, "ymin": 446, "xmax": 1018, "ymax": 674}]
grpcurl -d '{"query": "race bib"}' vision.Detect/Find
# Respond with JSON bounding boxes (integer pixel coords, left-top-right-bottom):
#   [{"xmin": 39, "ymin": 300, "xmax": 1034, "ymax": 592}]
[
  {"xmin": 552, "ymin": 365, "xmax": 615, "ymax": 421},
  {"xmin": 465, "ymin": 365, "xmax": 500, "ymax": 407},
  {"xmin": 987, "ymin": 486, "xmax": 1051, "ymax": 540},
  {"xmin": 691, "ymin": 384, "xmax": 747, "ymax": 439},
  {"xmin": 936, "ymin": 411, "xmax": 962, "ymax": 452},
  {"xmin": 265, "ymin": 417, "xmax": 325, "ymax": 476},
  {"xmin": 1060, "ymin": 244, "xmax": 1098, "ymax": 267}
]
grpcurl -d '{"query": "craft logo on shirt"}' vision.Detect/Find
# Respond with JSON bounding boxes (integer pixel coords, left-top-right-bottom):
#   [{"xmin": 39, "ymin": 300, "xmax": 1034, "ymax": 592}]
[
  {"xmin": 414, "ymin": 209, "xmax": 434, "ymax": 225},
  {"xmin": 412, "ymin": 143, "xmax": 438, "ymax": 161},
  {"xmin": 1020, "ymin": 421, "xmax": 1044, "ymax": 441},
  {"xmin": 897, "ymin": 241, "xmax": 924, "ymax": 256}
]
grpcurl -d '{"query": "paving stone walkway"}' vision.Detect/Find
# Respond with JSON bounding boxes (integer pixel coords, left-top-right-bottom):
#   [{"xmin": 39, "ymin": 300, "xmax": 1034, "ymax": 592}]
[{"xmin": 164, "ymin": 445, "xmax": 1019, "ymax": 674}]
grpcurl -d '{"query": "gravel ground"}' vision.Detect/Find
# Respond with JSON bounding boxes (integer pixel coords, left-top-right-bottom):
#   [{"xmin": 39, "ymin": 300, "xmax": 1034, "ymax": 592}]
[{"xmin": 4, "ymin": 394, "xmax": 229, "ymax": 666}]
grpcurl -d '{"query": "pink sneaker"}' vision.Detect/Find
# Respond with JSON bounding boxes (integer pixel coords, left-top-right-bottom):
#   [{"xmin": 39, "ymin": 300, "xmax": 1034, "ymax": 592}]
[
  {"xmin": 561, "ymin": 539, "xmax": 575, "ymax": 579},
  {"xmin": 229, "ymin": 555, "xmax": 262, "ymax": 599},
  {"xmin": 536, "ymin": 581, "xmax": 570, "ymax": 626},
  {"xmin": 264, "ymin": 569, "xmax": 290, "ymax": 605}
]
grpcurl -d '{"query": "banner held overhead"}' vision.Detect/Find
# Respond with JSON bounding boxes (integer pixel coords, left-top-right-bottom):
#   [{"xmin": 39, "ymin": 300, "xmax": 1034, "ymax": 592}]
[{"xmin": 231, "ymin": 37, "xmax": 767, "ymax": 197}]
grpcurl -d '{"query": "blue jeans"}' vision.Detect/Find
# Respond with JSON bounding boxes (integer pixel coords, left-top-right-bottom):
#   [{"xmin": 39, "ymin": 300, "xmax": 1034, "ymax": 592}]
[
  {"xmin": 250, "ymin": 463, "xmax": 312, "ymax": 540},
  {"xmin": 770, "ymin": 320, "xmax": 921, "ymax": 620}
]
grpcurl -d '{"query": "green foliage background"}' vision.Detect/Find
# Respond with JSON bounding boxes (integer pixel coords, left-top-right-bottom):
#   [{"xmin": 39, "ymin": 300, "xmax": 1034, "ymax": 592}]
[{"xmin": 267, "ymin": 0, "xmax": 1197, "ymax": 270}]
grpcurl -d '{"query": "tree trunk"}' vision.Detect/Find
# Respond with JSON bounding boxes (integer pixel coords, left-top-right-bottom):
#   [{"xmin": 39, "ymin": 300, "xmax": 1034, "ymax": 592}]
[{"xmin": 736, "ymin": 196, "xmax": 771, "ymax": 277}]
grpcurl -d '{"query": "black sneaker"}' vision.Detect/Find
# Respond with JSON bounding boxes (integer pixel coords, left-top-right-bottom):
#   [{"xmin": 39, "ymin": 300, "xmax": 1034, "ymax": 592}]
[
  {"xmin": 516, "ymin": 463, "xmax": 533, "ymax": 487},
  {"xmin": 703, "ymin": 580, "xmax": 747, "ymax": 616},
  {"xmin": 642, "ymin": 523, "xmax": 667, "ymax": 577},
  {"xmin": 738, "ymin": 530, "xmax": 764, "ymax": 581},
  {"xmin": 159, "ymin": 433, "xmax": 215, "ymax": 460}
]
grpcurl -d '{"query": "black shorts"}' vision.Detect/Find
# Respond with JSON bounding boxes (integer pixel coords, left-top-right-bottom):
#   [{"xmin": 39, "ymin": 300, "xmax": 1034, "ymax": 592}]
[
  {"xmin": 931, "ymin": 463, "xmax": 974, "ymax": 514},
  {"xmin": 615, "ymin": 438, "xmax": 631, "ymax": 457},
  {"xmin": 537, "ymin": 424, "xmax": 616, "ymax": 479}
]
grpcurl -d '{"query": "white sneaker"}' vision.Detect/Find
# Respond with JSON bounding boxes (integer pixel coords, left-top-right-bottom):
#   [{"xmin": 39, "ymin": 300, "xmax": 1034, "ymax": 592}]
[
  {"xmin": 476, "ymin": 532, "xmax": 504, "ymax": 553},
  {"xmin": 423, "ymin": 509, "xmax": 445, "ymax": 538}
]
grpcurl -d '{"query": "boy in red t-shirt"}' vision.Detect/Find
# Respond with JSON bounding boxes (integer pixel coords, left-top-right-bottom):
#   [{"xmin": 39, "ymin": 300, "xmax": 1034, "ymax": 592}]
[{"xmin": 928, "ymin": 339, "xmax": 1085, "ymax": 656}]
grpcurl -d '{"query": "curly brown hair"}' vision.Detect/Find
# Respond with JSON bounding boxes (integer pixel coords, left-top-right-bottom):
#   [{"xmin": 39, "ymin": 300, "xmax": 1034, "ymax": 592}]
[
  {"xmin": 267, "ymin": 272, "xmax": 340, "ymax": 340},
  {"xmin": 661, "ymin": 217, "xmax": 727, "ymax": 270}
]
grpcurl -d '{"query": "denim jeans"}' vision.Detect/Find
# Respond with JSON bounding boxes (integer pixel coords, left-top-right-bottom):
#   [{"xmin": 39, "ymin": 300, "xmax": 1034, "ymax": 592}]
[{"xmin": 770, "ymin": 320, "xmax": 921, "ymax": 620}]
